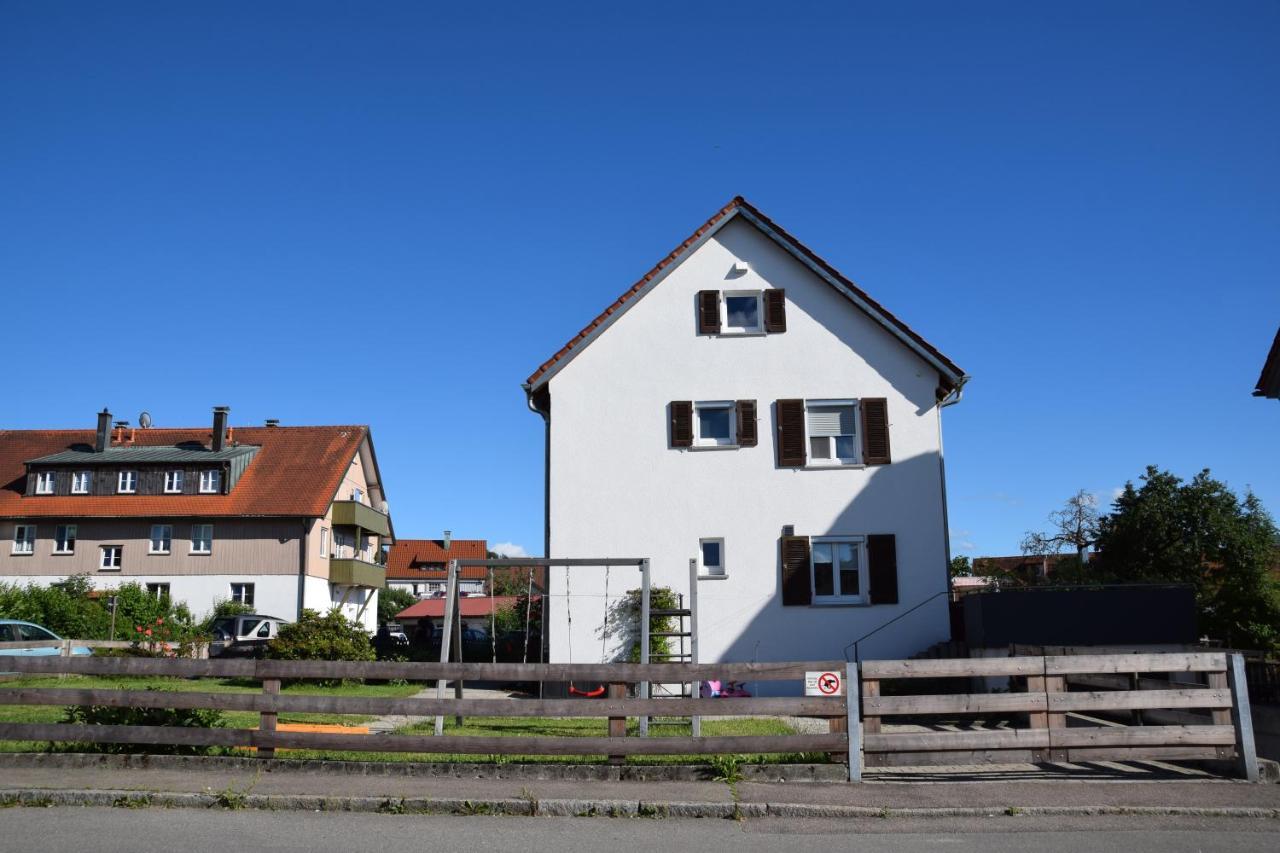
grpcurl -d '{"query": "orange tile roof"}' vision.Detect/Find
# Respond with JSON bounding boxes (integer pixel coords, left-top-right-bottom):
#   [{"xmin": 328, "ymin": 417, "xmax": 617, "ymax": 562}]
[
  {"xmin": 525, "ymin": 195, "xmax": 966, "ymax": 390},
  {"xmin": 0, "ymin": 425, "xmax": 367, "ymax": 519},
  {"xmin": 386, "ymin": 539, "xmax": 489, "ymax": 579}
]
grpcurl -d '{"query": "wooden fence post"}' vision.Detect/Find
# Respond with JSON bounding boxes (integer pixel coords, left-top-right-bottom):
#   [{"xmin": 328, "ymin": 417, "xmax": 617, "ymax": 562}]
[
  {"xmin": 846, "ymin": 661, "xmax": 861, "ymax": 783},
  {"xmin": 1207, "ymin": 665, "xmax": 1234, "ymax": 760},
  {"xmin": 258, "ymin": 678, "xmax": 280, "ymax": 760},
  {"xmin": 1026, "ymin": 656, "xmax": 1049, "ymax": 764},
  {"xmin": 861, "ymin": 676, "xmax": 881, "ymax": 768},
  {"xmin": 1227, "ymin": 653, "xmax": 1260, "ymax": 782},
  {"xmin": 607, "ymin": 682, "xmax": 627, "ymax": 765}
]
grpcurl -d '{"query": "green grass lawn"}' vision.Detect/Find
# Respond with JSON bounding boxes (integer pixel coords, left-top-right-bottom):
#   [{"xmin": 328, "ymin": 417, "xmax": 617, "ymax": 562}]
[{"xmin": 0, "ymin": 676, "xmax": 831, "ymax": 765}]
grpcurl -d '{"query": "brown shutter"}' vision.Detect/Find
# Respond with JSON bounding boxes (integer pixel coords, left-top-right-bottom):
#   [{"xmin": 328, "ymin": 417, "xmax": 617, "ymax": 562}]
[
  {"xmin": 669, "ymin": 401, "xmax": 693, "ymax": 448},
  {"xmin": 697, "ymin": 290, "xmax": 721, "ymax": 335},
  {"xmin": 735, "ymin": 400, "xmax": 757, "ymax": 447},
  {"xmin": 776, "ymin": 399, "xmax": 806, "ymax": 467},
  {"xmin": 764, "ymin": 289, "xmax": 787, "ymax": 333},
  {"xmin": 867, "ymin": 534, "xmax": 898, "ymax": 604},
  {"xmin": 780, "ymin": 534, "xmax": 812, "ymax": 606},
  {"xmin": 860, "ymin": 398, "xmax": 891, "ymax": 465}
]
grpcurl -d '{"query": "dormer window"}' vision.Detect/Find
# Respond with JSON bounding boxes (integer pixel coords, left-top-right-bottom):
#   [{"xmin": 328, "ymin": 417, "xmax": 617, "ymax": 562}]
[
  {"xmin": 35, "ymin": 471, "xmax": 56, "ymax": 495},
  {"xmin": 199, "ymin": 470, "xmax": 222, "ymax": 494},
  {"xmin": 71, "ymin": 471, "xmax": 91, "ymax": 494},
  {"xmin": 117, "ymin": 471, "xmax": 137, "ymax": 494},
  {"xmin": 164, "ymin": 470, "xmax": 184, "ymax": 493}
]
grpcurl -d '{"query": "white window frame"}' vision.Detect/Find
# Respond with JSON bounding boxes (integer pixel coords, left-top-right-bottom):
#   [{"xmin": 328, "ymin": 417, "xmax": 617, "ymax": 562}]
[
  {"xmin": 146, "ymin": 583, "xmax": 171, "ymax": 600},
  {"xmin": 810, "ymin": 536, "xmax": 869, "ymax": 605},
  {"xmin": 100, "ymin": 545, "xmax": 123, "ymax": 571},
  {"xmin": 164, "ymin": 470, "xmax": 184, "ymax": 493},
  {"xmin": 34, "ymin": 471, "xmax": 56, "ymax": 495},
  {"xmin": 693, "ymin": 400, "xmax": 736, "ymax": 448},
  {"xmin": 230, "ymin": 582, "xmax": 254, "ymax": 606},
  {"xmin": 720, "ymin": 290, "xmax": 765, "ymax": 335},
  {"xmin": 319, "ymin": 527, "xmax": 329, "ymax": 558},
  {"xmin": 805, "ymin": 399, "xmax": 862, "ymax": 467},
  {"xmin": 199, "ymin": 469, "xmax": 222, "ymax": 494},
  {"xmin": 11, "ymin": 524, "xmax": 36, "ymax": 555},
  {"xmin": 117, "ymin": 471, "xmax": 137, "ymax": 494},
  {"xmin": 53, "ymin": 524, "xmax": 77, "ymax": 555},
  {"xmin": 698, "ymin": 537, "xmax": 726, "ymax": 579},
  {"xmin": 149, "ymin": 524, "xmax": 173, "ymax": 555},
  {"xmin": 71, "ymin": 471, "xmax": 91, "ymax": 494},
  {"xmin": 190, "ymin": 523, "xmax": 213, "ymax": 555}
]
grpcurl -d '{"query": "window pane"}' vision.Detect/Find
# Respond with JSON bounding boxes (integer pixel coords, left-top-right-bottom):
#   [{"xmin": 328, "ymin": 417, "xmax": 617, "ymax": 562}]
[
  {"xmin": 724, "ymin": 295, "xmax": 759, "ymax": 329},
  {"xmin": 838, "ymin": 543, "xmax": 860, "ymax": 595},
  {"xmin": 698, "ymin": 407, "xmax": 732, "ymax": 441},
  {"xmin": 813, "ymin": 543, "xmax": 835, "ymax": 597},
  {"xmin": 810, "ymin": 436, "xmax": 831, "ymax": 459},
  {"xmin": 808, "ymin": 405, "xmax": 855, "ymax": 437},
  {"xmin": 701, "ymin": 540, "xmax": 721, "ymax": 568},
  {"xmin": 834, "ymin": 436, "xmax": 857, "ymax": 459}
]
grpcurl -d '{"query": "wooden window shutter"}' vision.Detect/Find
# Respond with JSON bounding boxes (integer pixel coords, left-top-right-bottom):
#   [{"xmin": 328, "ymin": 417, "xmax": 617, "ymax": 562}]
[
  {"xmin": 780, "ymin": 534, "xmax": 812, "ymax": 606},
  {"xmin": 669, "ymin": 401, "xmax": 694, "ymax": 448},
  {"xmin": 776, "ymin": 399, "xmax": 806, "ymax": 467},
  {"xmin": 735, "ymin": 400, "xmax": 758, "ymax": 447},
  {"xmin": 697, "ymin": 290, "xmax": 721, "ymax": 335},
  {"xmin": 764, "ymin": 289, "xmax": 787, "ymax": 333},
  {"xmin": 860, "ymin": 398, "xmax": 891, "ymax": 465},
  {"xmin": 867, "ymin": 534, "xmax": 899, "ymax": 605}
]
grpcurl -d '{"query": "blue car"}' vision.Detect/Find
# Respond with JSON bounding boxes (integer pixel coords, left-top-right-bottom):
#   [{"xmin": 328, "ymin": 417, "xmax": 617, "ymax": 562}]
[{"xmin": 0, "ymin": 620, "xmax": 93, "ymax": 656}]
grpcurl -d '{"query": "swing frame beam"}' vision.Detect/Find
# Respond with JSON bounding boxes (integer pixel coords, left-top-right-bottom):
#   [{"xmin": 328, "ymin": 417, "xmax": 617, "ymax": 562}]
[{"xmin": 433, "ymin": 557, "xmax": 652, "ymax": 737}]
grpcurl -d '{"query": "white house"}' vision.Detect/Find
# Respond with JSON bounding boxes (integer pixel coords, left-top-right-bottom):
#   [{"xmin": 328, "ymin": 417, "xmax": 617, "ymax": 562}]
[{"xmin": 524, "ymin": 197, "xmax": 968, "ymax": 672}]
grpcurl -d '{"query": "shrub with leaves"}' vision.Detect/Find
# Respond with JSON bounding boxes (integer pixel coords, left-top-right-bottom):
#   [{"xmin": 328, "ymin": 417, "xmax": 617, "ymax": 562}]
[
  {"xmin": 266, "ymin": 608, "xmax": 375, "ymax": 662},
  {"xmin": 62, "ymin": 696, "xmax": 225, "ymax": 755}
]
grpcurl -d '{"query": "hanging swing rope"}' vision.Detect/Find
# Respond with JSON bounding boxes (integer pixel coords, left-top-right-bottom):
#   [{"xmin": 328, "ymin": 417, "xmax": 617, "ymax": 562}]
[
  {"xmin": 567, "ymin": 563, "xmax": 607, "ymax": 698},
  {"xmin": 489, "ymin": 566, "xmax": 497, "ymax": 663},
  {"xmin": 600, "ymin": 565, "xmax": 611, "ymax": 663},
  {"xmin": 522, "ymin": 564, "xmax": 535, "ymax": 664}
]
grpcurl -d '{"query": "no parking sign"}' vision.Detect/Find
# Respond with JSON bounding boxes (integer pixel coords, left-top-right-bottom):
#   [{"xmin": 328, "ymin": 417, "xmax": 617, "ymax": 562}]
[{"xmin": 804, "ymin": 670, "xmax": 843, "ymax": 696}]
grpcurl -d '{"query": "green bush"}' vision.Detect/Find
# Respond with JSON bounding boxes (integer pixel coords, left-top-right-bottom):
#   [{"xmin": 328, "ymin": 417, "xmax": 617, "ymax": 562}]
[
  {"xmin": 377, "ymin": 587, "xmax": 416, "ymax": 626},
  {"xmin": 61, "ymin": 697, "xmax": 225, "ymax": 755},
  {"xmin": 266, "ymin": 608, "xmax": 375, "ymax": 663},
  {"xmin": 0, "ymin": 575, "xmax": 110, "ymax": 639}
]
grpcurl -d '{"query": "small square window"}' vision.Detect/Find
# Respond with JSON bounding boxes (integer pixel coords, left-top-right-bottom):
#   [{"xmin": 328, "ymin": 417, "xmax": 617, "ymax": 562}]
[
  {"xmin": 164, "ymin": 470, "xmax": 184, "ymax": 493},
  {"xmin": 722, "ymin": 291, "xmax": 763, "ymax": 334},
  {"xmin": 199, "ymin": 470, "xmax": 222, "ymax": 494},
  {"xmin": 100, "ymin": 545, "xmax": 123, "ymax": 571},
  {"xmin": 694, "ymin": 401, "xmax": 735, "ymax": 447},
  {"xmin": 191, "ymin": 524, "xmax": 213, "ymax": 554},
  {"xmin": 149, "ymin": 524, "xmax": 173, "ymax": 554},
  {"xmin": 118, "ymin": 471, "xmax": 137, "ymax": 494},
  {"xmin": 699, "ymin": 538, "xmax": 725, "ymax": 578},
  {"xmin": 71, "ymin": 471, "xmax": 91, "ymax": 494},
  {"xmin": 230, "ymin": 583, "xmax": 254, "ymax": 606},
  {"xmin": 54, "ymin": 524, "xmax": 77, "ymax": 554},
  {"xmin": 35, "ymin": 471, "xmax": 56, "ymax": 495},
  {"xmin": 12, "ymin": 524, "xmax": 36, "ymax": 555}
]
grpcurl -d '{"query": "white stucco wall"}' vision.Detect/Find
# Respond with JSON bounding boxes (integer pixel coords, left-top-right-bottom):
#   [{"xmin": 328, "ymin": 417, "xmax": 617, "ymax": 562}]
[{"xmin": 544, "ymin": 216, "xmax": 955, "ymax": 675}]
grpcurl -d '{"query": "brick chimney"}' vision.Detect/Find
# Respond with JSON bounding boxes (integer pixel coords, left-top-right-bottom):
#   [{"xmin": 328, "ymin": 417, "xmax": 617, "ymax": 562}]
[
  {"xmin": 212, "ymin": 406, "xmax": 230, "ymax": 452},
  {"xmin": 95, "ymin": 408, "xmax": 112, "ymax": 453}
]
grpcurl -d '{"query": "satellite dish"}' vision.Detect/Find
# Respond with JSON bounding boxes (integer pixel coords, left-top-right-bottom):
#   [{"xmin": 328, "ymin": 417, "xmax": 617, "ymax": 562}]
[{"xmin": 138, "ymin": 411, "xmax": 152, "ymax": 429}]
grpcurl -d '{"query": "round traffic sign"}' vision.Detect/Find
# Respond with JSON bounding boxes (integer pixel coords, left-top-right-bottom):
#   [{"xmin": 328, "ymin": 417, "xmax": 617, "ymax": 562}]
[{"xmin": 817, "ymin": 671, "xmax": 841, "ymax": 695}]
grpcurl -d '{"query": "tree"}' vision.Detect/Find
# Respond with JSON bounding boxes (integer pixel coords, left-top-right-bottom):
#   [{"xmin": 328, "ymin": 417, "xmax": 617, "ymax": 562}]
[
  {"xmin": 1095, "ymin": 466, "xmax": 1280, "ymax": 650},
  {"xmin": 949, "ymin": 556, "xmax": 973, "ymax": 578},
  {"xmin": 1020, "ymin": 489, "xmax": 1101, "ymax": 574},
  {"xmin": 378, "ymin": 587, "xmax": 416, "ymax": 626}
]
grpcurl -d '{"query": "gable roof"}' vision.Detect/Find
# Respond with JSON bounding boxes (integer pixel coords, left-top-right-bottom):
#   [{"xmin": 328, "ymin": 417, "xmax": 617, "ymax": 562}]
[
  {"xmin": 0, "ymin": 425, "xmax": 368, "ymax": 519},
  {"xmin": 1255, "ymin": 327, "xmax": 1280, "ymax": 399},
  {"xmin": 396, "ymin": 595, "xmax": 520, "ymax": 621},
  {"xmin": 524, "ymin": 195, "xmax": 967, "ymax": 393},
  {"xmin": 386, "ymin": 539, "xmax": 489, "ymax": 580}
]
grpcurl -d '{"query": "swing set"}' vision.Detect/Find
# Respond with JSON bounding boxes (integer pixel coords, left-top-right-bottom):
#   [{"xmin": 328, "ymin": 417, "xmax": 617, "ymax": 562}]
[{"xmin": 433, "ymin": 557, "xmax": 655, "ymax": 735}]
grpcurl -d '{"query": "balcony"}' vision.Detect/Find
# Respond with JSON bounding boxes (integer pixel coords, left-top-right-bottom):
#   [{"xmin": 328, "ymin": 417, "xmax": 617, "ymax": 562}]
[
  {"xmin": 329, "ymin": 558, "xmax": 386, "ymax": 589},
  {"xmin": 330, "ymin": 499, "xmax": 391, "ymax": 537}
]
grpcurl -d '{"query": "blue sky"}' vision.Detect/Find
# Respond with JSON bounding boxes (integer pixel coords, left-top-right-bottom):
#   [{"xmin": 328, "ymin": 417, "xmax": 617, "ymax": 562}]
[{"xmin": 3, "ymin": 2, "xmax": 1277, "ymax": 559}]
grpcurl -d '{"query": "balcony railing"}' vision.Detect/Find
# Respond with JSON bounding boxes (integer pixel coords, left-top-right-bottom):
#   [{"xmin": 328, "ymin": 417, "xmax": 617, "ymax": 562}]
[
  {"xmin": 330, "ymin": 499, "xmax": 391, "ymax": 537},
  {"xmin": 329, "ymin": 557, "xmax": 386, "ymax": 589}
]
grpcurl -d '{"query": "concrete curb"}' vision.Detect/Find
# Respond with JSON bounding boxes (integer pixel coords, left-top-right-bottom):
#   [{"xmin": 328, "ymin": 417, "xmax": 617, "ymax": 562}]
[{"xmin": 2, "ymin": 788, "xmax": 1278, "ymax": 820}]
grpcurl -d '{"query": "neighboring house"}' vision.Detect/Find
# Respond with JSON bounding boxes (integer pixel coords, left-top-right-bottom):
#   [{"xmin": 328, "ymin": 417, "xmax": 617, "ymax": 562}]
[
  {"xmin": 0, "ymin": 407, "xmax": 394, "ymax": 633},
  {"xmin": 1255, "ymin": 327, "xmax": 1280, "ymax": 399},
  {"xmin": 395, "ymin": 595, "xmax": 520, "ymax": 638},
  {"xmin": 524, "ymin": 196, "xmax": 969, "ymax": 669},
  {"xmin": 386, "ymin": 538, "xmax": 489, "ymax": 598},
  {"xmin": 971, "ymin": 553, "xmax": 1094, "ymax": 584}
]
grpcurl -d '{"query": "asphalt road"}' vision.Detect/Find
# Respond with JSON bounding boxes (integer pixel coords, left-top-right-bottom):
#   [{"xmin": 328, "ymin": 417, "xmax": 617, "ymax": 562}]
[{"xmin": 2, "ymin": 808, "xmax": 1274, "ymax": 852}]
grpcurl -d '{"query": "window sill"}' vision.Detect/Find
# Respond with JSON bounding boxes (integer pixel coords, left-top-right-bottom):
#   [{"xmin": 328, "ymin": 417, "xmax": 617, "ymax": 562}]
[
  {"xmin": 190, "ymin": 551, "xmax": 211, "ymax": 556},
  {"xmin": 809, "ymin": 599, "xmax": 870, "ymax": 608},
  {"xmin": 51, "ymin": 551, "xmax": 75, "ymax": 556},
  {"xmin": 97, "ymin": 568, "xmax": 122, "ymax": 573},
  {"xmin": 10, "ymin": 552, "xmax": 33, "ymax": 557},
  {"xmin": 697, "ymin": 573, "xmax": 728, "ymax": 581},
  {"xmin": 688, "ymin": 444, "xmax": 740, "ymax": 452},
  {"xmin": 804, "ymin": 462, "xmax": 866, "ymax": 470},
  {"xmin": 149, "ymin": 552, "xmax": 171, "ymax": 556}
]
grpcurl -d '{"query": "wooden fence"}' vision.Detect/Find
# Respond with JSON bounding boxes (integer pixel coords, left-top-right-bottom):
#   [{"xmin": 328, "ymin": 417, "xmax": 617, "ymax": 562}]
[{"xmin": 0, "ymin": 652, "xmax": 1260, "ymax": 782}]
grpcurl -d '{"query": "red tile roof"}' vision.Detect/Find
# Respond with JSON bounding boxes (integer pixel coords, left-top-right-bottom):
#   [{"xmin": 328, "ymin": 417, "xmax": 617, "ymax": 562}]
[
  {"xmin": 525, "ymin": 195, "xmax": 966, "ymax": 390},
  {"xmin": 386, "ymin": 539, "xmax": 489, "ymax": 580},
  {"xmin": 396, "ymin": 595, "xmax": 520, "ymax": 620},
  {"xmin": 0, "ymin": 425, "xmax": 367, "ymax": 519}
]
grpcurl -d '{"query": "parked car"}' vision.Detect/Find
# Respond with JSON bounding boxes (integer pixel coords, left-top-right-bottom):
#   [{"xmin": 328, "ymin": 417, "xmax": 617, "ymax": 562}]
[
  {"xmin": 373, "ymin": 623, "xmax": 410, "ymax": 658},
  {"xmin": 207, "ymin": 614, "xmax": 289, "ymax": 658},
  {"xmin": 0, "ymin": 620, "xmax": 92, "ymax": 656}
]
